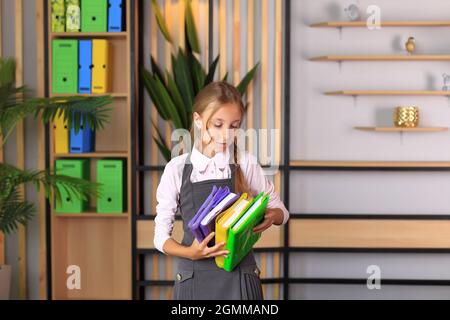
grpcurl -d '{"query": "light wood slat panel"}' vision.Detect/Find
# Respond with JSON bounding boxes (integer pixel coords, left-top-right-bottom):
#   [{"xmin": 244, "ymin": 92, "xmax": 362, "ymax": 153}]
[
  {"xmin": 246, "ymin": 0, "xmax": 254, "ymax": 152},
  {"xmin": 219, "ymin": 0, "xmax": 226, "ymax": 78},
  {"xmin": 290, "ymin": 160, "xmax": 450, "ymax": 168},
  {"xmin": 35, "ymin": 0, "xmax": 46, "ymax": 300},
  {"xmin": 137, "ymin": 220, "xmax": 184, "ymax": 249},
  {"xmin": 15, "ymin": 0, "xmax": 27, "ymax": 300},
  {"xmin": 232, "ymin": 0, "xmax": 240, "ymax": 85},
  {"xmin": 260, "ymin": 0, "xmax": 268, "ymax": 165},
  {"xmin": 290, "ymin": 219, "xmax": 450, "ymax": 248}
]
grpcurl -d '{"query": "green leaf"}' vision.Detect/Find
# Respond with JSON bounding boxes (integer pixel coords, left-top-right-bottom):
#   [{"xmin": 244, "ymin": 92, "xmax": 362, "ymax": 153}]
[
  {"xmin": 150, "ymin": 55, "xmax": 165, "ymax": 83},
  {"xmin": 151, "ymin": 0, "xmax": 173, "ymax": 44},
  {"xmin": 166, "ymin": 72, "xmax": 188, "ymax": 128},
  {"xmin": 222, "ymin": 72, "xmax": 229, "ymax": 82},
  {"xmin": 172, "ymin": 50, "xmax": 195, "ymax": 113},
  {"xmin": 151, "ymin": 120, "xmax": 171, "ymax": 161},
  {"xmin": 140, "ymin": 66, "xmax": 170, "ymax": 120},
  {"xmin": 185, "ymin": 0, "xmax": 201, "ymax": 54},
  {"xmin": 204, "ymin": 55, "xmax": 220, "ymax": 86},
  {"xmin": 153, "ymin": 76, "xmax": 184, "ymax": 129},
  {"xmin": 187, "ymin": 51, "xmax": 206, "ymax": 93},
  {"xmin": 236, "ymin": 62, "xmax": 260, "ymax": 96}
]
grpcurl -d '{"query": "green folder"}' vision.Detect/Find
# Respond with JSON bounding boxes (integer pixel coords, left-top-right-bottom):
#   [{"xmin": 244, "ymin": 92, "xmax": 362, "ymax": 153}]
[
  {"xmin": 96, "ymin": 160, "xmax": 125, "ymax": 213},
  {"xmin": 55, "ymin": 159, "xmax": 90, "ymax": 213},
  {"xmin": 223, "ymin": 192, "xmax": 269, "ymax": 272},
  {"xmin": 81, "ymin": 0, "xmax": 108, "ymax": 32},
  {"xmin": 52, "ymin": 39, "xmax": 78, "ymax": 94}
]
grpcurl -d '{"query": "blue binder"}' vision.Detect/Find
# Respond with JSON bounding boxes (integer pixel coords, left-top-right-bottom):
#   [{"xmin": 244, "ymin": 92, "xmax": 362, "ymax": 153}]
[
  {"xmin": 69, "ymin": 118, "xmax": 95, "ymax": 153},
  {"xmin": 78, "ymin": 40, "xmax": 92, "ymax": 94},
  {"xmin": 108, "ymin": 0, "xmax": 123, "ymax": 32}
]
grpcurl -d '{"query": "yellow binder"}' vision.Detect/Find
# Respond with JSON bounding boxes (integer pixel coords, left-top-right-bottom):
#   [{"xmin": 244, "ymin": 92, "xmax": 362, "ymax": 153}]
[
  {"xmin": 92, "ymin": 39, "xmax": 109, "ymax": 93},
  {"xmin": 54, "ymin": 115, "xmax": 69, "ymax": 154},
  {"xmin": 215, "ymin": 193, "xmax": 251, "ymax": 268}
]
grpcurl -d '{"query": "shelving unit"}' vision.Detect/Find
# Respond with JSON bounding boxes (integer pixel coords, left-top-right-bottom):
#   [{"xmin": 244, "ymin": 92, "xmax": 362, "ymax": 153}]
[
  {"xmin": 310, "ymin": 55, "xmax": 450, "ymax": 61},
  {"xmin": 310, "ymin": 21, "xmax": 450, "ymax": 28},
  {"xmin": 326, "ymin": 90, "xmax": 450, "ymax": 96},
  {"xmin": 46, "ymin": 0, "xmax": 137, "ymax": 300},
  {"xmin": 354, "ymin": 126, "xmax": 448, "ymax": 132}
]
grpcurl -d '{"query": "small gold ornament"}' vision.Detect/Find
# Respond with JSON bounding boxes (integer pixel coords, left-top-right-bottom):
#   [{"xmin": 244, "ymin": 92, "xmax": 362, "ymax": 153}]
[
  {"xmin": 405, "ymin": 37, "xmax": 416, "ymax": 55},
  {"xmin": 393, "ymin": 106, "xmax": 420, "ymax": 127}
]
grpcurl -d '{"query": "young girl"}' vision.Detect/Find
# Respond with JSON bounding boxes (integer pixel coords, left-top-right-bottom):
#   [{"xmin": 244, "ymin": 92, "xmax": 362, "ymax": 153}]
[{"xmin": 154, "ymin": 81, "xmax": 289, "ymax": 300}]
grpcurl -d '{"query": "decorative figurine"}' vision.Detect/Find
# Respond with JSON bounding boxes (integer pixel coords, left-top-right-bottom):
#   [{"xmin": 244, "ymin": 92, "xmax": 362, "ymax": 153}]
[
  {"xmin": 344, "ymin": 4, "xmax": 361, "ymax": 21},
  {"xmin": 405, "ymin": 37, "xmax": 416, "ymax": 55}
]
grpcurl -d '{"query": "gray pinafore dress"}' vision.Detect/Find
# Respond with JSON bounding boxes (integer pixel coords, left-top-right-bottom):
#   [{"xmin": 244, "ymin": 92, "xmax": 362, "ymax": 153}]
[{"xmin": 173, "ymin": 154, "xmax": 264, "ymax": 300}]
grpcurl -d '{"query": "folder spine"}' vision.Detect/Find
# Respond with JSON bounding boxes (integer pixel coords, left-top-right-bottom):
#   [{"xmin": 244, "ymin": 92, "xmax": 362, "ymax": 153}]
[
  {"xmin": 78, "ymin": 40, "xmax": 92, "ymax": 94},
  {"xmin": 65, "ymin": 0, "xmax": 80, "ymax": 32},
  {"xmin": 108, "ymin": 0, "xmax": 124, "ymax": 32}
]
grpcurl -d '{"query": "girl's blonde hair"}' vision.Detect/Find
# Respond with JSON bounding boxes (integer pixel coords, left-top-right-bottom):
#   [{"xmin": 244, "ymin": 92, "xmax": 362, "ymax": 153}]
[{"xmin": 191, "ymin": 81, "xmax": 250, "ymax": 195}]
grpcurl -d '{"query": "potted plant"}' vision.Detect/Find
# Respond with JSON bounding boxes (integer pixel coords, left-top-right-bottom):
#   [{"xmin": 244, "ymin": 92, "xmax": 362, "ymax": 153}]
[
  {"xmin": 141, "ymin": 0, "xmax": 259, "ymax": 161},
  {"xmin": 0, "ymin": 58, "xmax": 112, "ymax": 299}
]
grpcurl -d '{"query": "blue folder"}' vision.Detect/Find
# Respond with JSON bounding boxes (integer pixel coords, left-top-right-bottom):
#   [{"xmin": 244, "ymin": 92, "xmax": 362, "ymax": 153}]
[
  {"xmin": 78, "ymin": 40, "xmax": 92, "ymax": 94},
  {"xmin": 108, "ymin": 0, "xmax": 124, "ymax": 32},
  {"xmin": 70, "ymin": 118, "xmax": 95, "ymax": 153}
]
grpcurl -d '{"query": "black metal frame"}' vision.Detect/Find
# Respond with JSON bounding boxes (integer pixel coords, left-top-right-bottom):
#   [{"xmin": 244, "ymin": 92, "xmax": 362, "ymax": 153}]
[{"xmin": 133, "ymin": 0, "xmax": 450, "ymax": 300}]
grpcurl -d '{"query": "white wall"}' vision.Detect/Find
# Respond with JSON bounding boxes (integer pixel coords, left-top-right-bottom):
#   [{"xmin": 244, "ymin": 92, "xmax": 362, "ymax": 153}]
[{"xmin": 290, "ymin": 0, "xmax": 450, "ymax": 299}]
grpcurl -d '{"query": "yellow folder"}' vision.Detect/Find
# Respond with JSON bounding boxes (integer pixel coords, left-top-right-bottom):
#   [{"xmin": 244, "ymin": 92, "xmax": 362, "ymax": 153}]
[
  {"xmin": 54, "ymin": 115, "xmax": 69, "ymax": 154},
  {"xmin": 215, "ymin": 193, "xmax": 252, "ymax": 268},
  {"xmin": 92, "ymin": 39, "xmax": 109, "ymax": 93}
]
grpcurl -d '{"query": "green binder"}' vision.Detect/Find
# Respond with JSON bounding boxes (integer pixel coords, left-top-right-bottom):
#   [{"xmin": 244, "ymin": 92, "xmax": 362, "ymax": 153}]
[
  {"xmin": 55, "ymin": 159, "xmax": 90, "ymax": 213},
  {"xmin": 51, "ymin": 0, "xmax": 65, "ymax": 32},
  {"xmin": 96, "ymin": 160, "xmax": 125, "ymax": 213},
  {"xmin": 223, "ymin": 192, "xmax": 269, "ymax": 272},
  {"xmin": 52, "ymin": 39, "xmax": 78, "ymax": 94},
  {"xmin": 81, "ymin": 0, "xmax": 108, "ymax": 32}
]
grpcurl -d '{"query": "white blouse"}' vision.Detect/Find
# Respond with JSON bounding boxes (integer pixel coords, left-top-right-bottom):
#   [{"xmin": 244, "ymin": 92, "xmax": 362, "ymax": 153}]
[{"xmin": 154, "ymin": 146, "xmax": 290, "ymax": 254}]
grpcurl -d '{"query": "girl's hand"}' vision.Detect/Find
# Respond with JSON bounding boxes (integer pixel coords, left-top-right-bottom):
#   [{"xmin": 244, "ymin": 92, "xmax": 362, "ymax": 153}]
[
  {"xmin": 253, "ymin": 208, "xmax": 284, "ymax": 234},
  {"xmin": 188, "ymin": 232, "xmax": 229, "ymax": 261}
]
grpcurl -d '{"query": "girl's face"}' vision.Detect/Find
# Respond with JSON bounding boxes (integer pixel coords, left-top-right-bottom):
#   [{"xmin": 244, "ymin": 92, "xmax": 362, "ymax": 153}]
[{"xmin": 194, "ymin": 103, "xmax": 242, "ymax": 155}]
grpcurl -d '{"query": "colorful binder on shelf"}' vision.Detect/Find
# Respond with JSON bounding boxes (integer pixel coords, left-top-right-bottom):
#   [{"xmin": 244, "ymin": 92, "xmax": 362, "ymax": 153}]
[
  {"xmin": 223, "ymin": 192, "xmax": 268, "ymax": 272},
  {"xmin": 52, "ymin": 39, "xmax": 78, "ymax": 94},
  {"xmin": 91, "ymin": 39, "xmax": 109, "ymax": 93},
  {"xmin": 51, "ymin": 0, "xmax": 65, "ymax": 32},
  {"xmin": 55, "ymin": 159, "xmax": 90, "ymax": 213},
  {"xmin": 81, "ymin": 0, "xmax": 108, "ymax": 32},
  {"xmin": 69, "ymin": 118, "xmax": 95, "ymax": 153},
  {"xmin": 78, "ymin": 40, "xmax": 92, "ymax": 94},
  {"xmin": 53, "ymin": 115, "xmax": 69, "ymax": 154},
  {"xmin": 96, "ymin": 160, "xmax": 125, "ymax": 213},
  {"xmin": 108, "ymin": 0, "xmax": 124, "ymax": 32},
  {"xmin": 65, "ymin": 0, "xmax": 80, "ymax": 32},
  {"xmin": 188, "ymin": 186, "xmax": 231, "ymax": 242},
  {"xmin": 215, "ymin": 193, "xmax": 251, "ymax": 268}
]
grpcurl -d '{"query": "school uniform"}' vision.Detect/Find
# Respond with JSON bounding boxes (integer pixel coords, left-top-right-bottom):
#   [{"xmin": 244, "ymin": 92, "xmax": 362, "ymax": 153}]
[{"xmin": 154, "ymin": 146, "xmax": 289, "ymax": 300}]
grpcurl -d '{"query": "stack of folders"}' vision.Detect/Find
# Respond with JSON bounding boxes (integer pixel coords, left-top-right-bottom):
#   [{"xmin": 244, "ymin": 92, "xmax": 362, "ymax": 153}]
[{"xmin": 188, "ymin": 185, "xmax": 269, "ymax": 272}]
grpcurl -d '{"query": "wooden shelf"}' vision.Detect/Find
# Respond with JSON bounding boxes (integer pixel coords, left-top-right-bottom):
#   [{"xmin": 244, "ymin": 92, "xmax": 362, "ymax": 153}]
[
  {"xmin": 326, "ymin": 90, "xmax": 450, "ymax": 96},
  {"xmin": 55, "ymin": 213, "xmax": 128, "ymax": 218},
  {"xmin": 50, "ymin": 32, "xmax": 127, "ymax": 38},
  {"xmin": 310, "ymin": 55, "xmax": 450, "ymax": 61},
  {"xmin": 290, "ymin": 160, "xmax": 450, "ymax": 168},
  {"xmin": 355, "ymin": 126, "xmax": 449, "ymax": 132},
  {"xmin": 47, "ymin": 0, "xmax": 134, "ymax": 300},
  {"xmin": 54, "ymin": 152, "xmax": 128, "ymax": 158},
  {"xmin": 50, "ymin": 93, "xmax": 128, "ymax": 98},
  {"xmin": 311, "ymin": 21, "xmax": 450, "ymax": 28}
]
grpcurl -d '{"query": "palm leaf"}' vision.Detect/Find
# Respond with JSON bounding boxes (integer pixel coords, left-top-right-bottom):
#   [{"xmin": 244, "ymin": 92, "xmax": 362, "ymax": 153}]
[
  {"xmin": 172, "ymin": 51, "xmax": 195, "ymax": 112},
  {"xmin": 185, "ymin": 0, "xmax": 201, "ymax": 54},
  {"xmin": 151, "ymin": 0, "xmax": 173, "ymax": 44},
  {"xmin": 236, "ymin": 62, "xmax": 260, "ymax": 96},
  {"xmin": 204, "ymin": 55, "xmax": 220, "ymax": 86},
  {"xmin": 140, "ymin": 66, "xmax": 170, "ymax": 120}
]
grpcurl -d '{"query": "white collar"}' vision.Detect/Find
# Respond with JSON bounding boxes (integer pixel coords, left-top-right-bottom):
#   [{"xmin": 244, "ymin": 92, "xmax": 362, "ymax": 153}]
[{"xmin": 190, "ymin": 145, "xmax": 231, "ymax": 172}]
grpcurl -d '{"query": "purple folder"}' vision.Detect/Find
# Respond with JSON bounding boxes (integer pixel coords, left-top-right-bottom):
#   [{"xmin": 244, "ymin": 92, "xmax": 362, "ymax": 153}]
[
  {"xmin": 199, "ymin": 192, "xmax": 240, "ymax": 238},
  {"xmin": 188, "ymin": 186, "xmax": 231, "ymax": 242}
]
